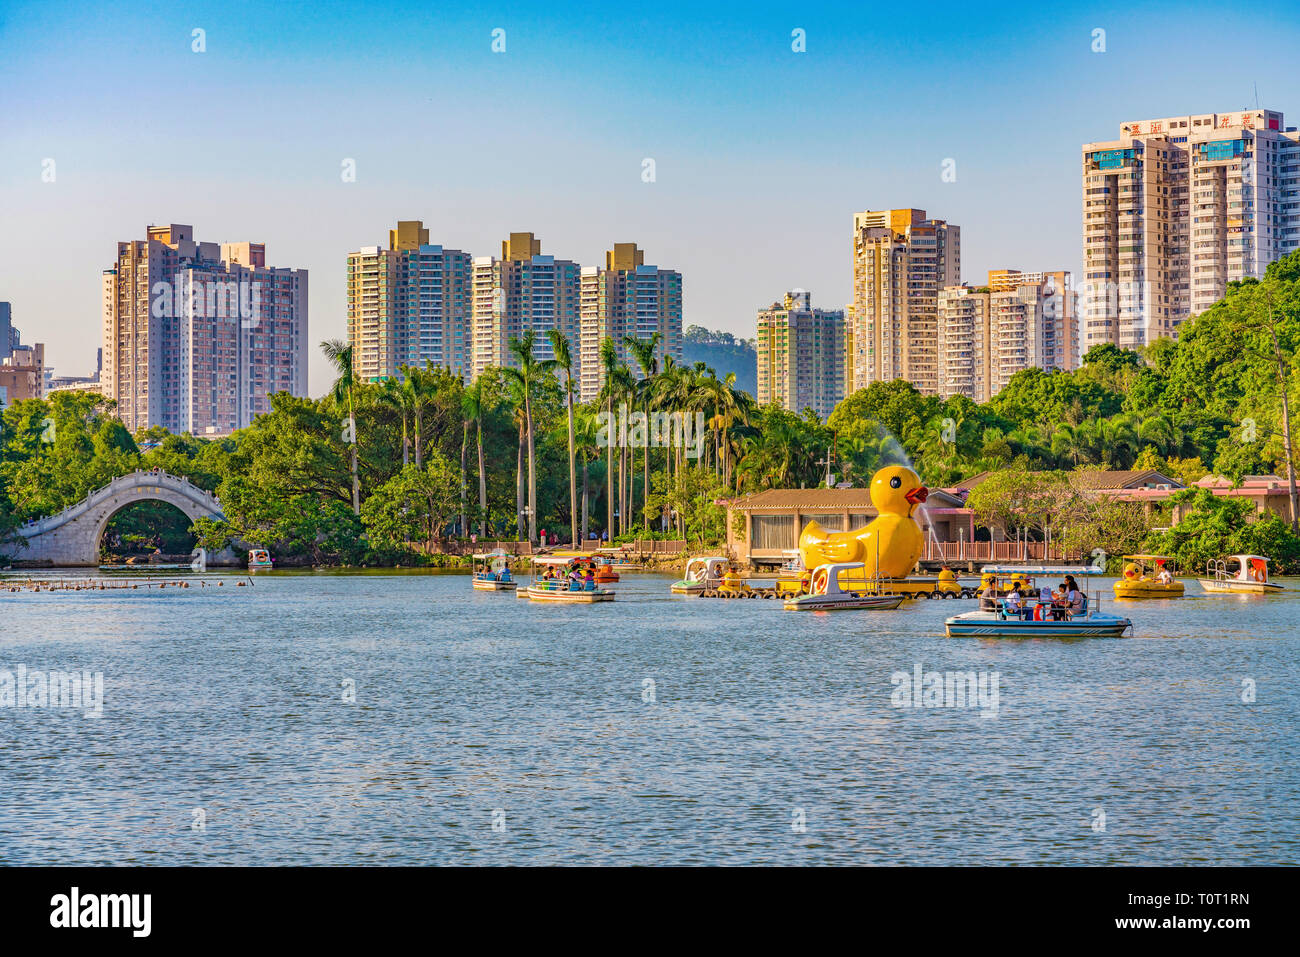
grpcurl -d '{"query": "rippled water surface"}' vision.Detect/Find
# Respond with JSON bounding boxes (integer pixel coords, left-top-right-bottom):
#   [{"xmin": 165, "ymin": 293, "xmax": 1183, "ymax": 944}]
[{"xmin": 2, "ymin": 568, "xmax": 1298, "ymax": 865}]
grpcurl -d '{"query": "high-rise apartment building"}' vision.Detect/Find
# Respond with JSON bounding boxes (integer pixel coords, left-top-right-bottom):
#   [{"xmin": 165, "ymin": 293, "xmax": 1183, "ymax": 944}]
[
  {"xmin": 101, "ymin": 224, "xmax": 308, "ymax": 435},
  {"xmin": 578, "ymin": 243, "xmax": 683, "ymax": 401},
  {"xmin": 470, "ymin": 233, "xmax": 581, "ymax": 379},
  {"xmin": 1082, "ymin": 109, "xmax": 1300, "ymax": 353},
  {"xmin": 851, "ymin": 208, "xmax": 960, "ymax": 394},
  {"xmin": 937, "ymin": 270, "xmax": 1078, "ymax": 402},
  {"xmin": 346, "ymin": 221, "xmax": 473, "ymax": 383},
  {"xmin": 755, "ymin": 290, "xmax": 847, "ymax": 420}
]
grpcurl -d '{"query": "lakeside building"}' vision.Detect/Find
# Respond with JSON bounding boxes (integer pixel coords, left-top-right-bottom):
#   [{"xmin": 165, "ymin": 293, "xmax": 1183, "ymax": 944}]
[
  {"xmin": 755, "ymin": 290, "xmax": 847, "ymax": 420},
  {"xmin": 578, "ymin": 243, "xmax": 683, "ymax": 401},
  {"xmin": 0, "ymin": 303, "xmax": 46, "ymax": 406},
  {"xmin": 101, "ymin": 224, "xmax": 308, "ymax": 435},
  {"xmin": 0, "ymin": 342, "xmax": 44, "ymax": 406},
  {"xmin": 470, "ymin": 232, "xmax": 581, "ymax": 379},
  {"xmin": 1081, "ymin": 109, "xmax": 1300, "ymax": 354},
  {"xmin": 850, "ymin": 208, "xmax": 960, "ymax": 395},
  {"xmin": 723, "ymin": 486, "xmax": 971, "ymax": 568},
  {"xmin": 937, "ymin": 270, "xmax": 1079, "ymax": 401},
  {"xmin": 346, "ymin": 221, "xmax": 473, "ymax": 383}
]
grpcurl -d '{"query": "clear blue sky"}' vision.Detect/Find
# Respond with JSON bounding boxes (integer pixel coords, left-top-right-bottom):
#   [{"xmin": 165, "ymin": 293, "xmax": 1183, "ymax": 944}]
[{"xmin": 3, "ymin": 0, "xmax": 1299, "ymax": 393}]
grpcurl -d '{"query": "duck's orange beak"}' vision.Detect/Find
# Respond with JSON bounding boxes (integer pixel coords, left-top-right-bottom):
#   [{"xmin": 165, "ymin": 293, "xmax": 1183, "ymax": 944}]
[{"xmin": 905, "ymin": 486, "xmax": 929, "ymax": 506}]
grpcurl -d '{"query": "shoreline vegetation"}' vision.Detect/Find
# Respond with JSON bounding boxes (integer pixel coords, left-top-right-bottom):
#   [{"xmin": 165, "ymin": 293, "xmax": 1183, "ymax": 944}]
[{"xmin": 4, "ymin": 253, "xmax": 1300, "ymax": 574}]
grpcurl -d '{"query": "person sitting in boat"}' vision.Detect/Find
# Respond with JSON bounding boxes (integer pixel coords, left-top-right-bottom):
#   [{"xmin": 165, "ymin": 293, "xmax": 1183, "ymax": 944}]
[
  {"xmin": 978, "ymin": 579, "xmax": 999, "ymax": 612},
  {"xmin": 1050, "ymin": 586, "xmax": 1068, "ymax": 620},
  {"xmin": 1067, "ymin": 585, "xmax": 1086, "ymax": 618},
  {"xmin": 582, "ymin": 567, "xmax": 596, "ymax": 590},
  {"xmin": 1003, "ymin": 586, "xmax": 1026, "ymax": 620},
  {"xmin": 500, "ymin": 563, "xmax": 512, "ymax": 583},
  {"xmin": 1156, "ymin": 565, "xmax": 1172, "ymax": 585}
]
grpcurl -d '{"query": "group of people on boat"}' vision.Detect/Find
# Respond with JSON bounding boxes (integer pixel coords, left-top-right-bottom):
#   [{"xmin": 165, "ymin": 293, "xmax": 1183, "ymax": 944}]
[
  {"xmin": 979, "ymin": 574, "xmax": 1089, "ymax": 621},
  {"xmin": 537, "ymin": 562, "xmax": 598, "ymax": 591}
]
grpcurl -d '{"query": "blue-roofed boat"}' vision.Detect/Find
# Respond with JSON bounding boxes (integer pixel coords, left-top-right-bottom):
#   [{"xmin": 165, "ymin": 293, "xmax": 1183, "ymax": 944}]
[{"xmin": 945, "ymin": 593, "xmax": 1132, "ymax": 638}]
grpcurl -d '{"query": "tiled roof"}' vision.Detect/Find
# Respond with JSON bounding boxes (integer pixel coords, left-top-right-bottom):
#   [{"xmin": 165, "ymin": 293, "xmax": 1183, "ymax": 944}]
[
  {"xmin": 730, "ymin": 487, "xmax": 965, "ymax": 510},
  {"xmin": 1070, "ymin": 469, "xmax": 1182, "ymax": 490},
  {"xmin": 950, "ymin": 470, "xmax": 994, "ymax": 490}
]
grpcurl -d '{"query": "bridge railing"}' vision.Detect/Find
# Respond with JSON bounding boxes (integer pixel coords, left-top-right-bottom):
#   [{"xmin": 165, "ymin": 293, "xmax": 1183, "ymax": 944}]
[{"xmin": 18, "ymin": 469, "xmax": 224, "ymax": 532}]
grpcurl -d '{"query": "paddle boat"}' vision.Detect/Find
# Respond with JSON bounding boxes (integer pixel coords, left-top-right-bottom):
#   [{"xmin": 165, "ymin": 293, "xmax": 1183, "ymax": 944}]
[
  {"xmin": 1113, "ymin": 554, "xmax": 1184, "ymax": 599},
  {"xmin": 547, "ymin": 550, "xmax": 620, "ymax": 582},
  {"xmin": 945, "ymin": 589, "xmax": 1132, "ymax": 638},
  {"xmin": 671, "ymin": 556, "xmax": 729, "ymax": 595},
  {"xmin": 472, "ymin": 550, "xmax": 517, "ymax": 591},
  {"xmin": 248, "ymin": 549, "xmax": 273, "ymax": 570},
  {"xmin": 1198, "ymin": 555, "xmax": 1285, "ymax": 595},
  {"xmin": 783, "ymin": 562, "xmax": 906, "ymax": 611},
  {"xmin": 525, "ymin": 556, "xmax": 615, "ymax": 604}
]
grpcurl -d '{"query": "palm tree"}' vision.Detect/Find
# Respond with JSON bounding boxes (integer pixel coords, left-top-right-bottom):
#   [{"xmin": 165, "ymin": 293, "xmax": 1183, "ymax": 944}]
[
  {"xmin": 1138, "ymin": 414, "xmax": 1181, "ymax": 459},
  {"xmin": 462, "ymin": 375, "xmax": 489, "ymax": 536},
  {"xmin": 406, "ymin": 364, "xmax": 440, "ymax": 469},
  {"xmin": 574, "ymin": 410, "xmax": 603, "ymax": 544},
  {"xmin": 376, "ymin": 373, "xmax": 412, "ymax": 467},
  {"xmin": 598, "ymin": 338, "xmax": 621, "ymax": 538},
  {"xmin": 1050, "ymin": 423, "xmax": 1090, "ymax": 468},
  {"xmin": 321, "ymin": 339, "xmax": 360, "ymax": 514},
  {"xmin": 503, "ymin": 330, "xmax": 556, "ymax": 544},
  {"xmin": 623, "ymin": 332, "xmax": 662, "ymax": 532},
  {"xmin": 548, "ymin": 329, "xmax": 578, "ymax": 547}
]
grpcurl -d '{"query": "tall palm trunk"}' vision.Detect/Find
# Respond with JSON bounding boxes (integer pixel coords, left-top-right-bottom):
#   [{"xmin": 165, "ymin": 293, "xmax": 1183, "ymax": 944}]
[
  {"xmin": 642, "ymin": 398, "xmax": 650, "ymax": 532},
  {"xmin": 516, "ymin": 424, "xmax": 525, "ymax": 542},
  {"xmin": 605, "ymin": 395, "xmax": 614, "ymax": 540},
  {"xmin": 477, "ymin": 418, "xmax": 487, "ymax": 537},
  {"xmin": 581, "ymin": 456, "xmax": 589, "ymax": 543},
  {"xmin": 460, "ymin": 420, "xmax": 469, "ymax": 537},
  {"xmin": 526, "ymin": 393, "xmax": 537, "ymax": 544},
  {"xmin": 348, "ymin": 392, "xmax": 359, "ymax": 515},
  {"xmin": 566, "ymin": 388, "xmax": 577, "ymax": 547},
  {"xmin": 414, "ymin": 409, "xmax": 423, "ymax": 468}
]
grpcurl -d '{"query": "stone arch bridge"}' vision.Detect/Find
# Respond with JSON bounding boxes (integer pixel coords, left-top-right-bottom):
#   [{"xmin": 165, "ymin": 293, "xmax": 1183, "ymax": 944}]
[{"xmin": 3, "ymin": 470, "xmax": 226, "ymax": 567}]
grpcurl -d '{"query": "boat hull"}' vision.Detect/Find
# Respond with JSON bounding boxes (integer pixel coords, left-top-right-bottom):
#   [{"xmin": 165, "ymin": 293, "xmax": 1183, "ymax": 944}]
[
  {"xmin": 784, "ymin": 594, "xmax": 905, "ymax": 611},
  {"xmin": 1197, "ymin": 579, "xmax": 1283, "ymax": 594},
  {"xmin": 945, "ymin": 612, "xmax": 1130, "ymax": 638},
  {"xmin": 669, "ymin": 581, "xmax": 705, "ymax": 595},
  {"xmin": 473, "ymin": 579, "xmax": 517, "ymax": 591},
  {"xmin": 525, "ymin": 586, "xmax": 614, "ymax": 603},
  {"xmin": 1113, "ymin": 581, "xmax": 1184, "ymax": 599}
]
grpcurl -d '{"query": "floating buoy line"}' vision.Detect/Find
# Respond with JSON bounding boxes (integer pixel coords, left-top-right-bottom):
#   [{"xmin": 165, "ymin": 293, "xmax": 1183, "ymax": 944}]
[{"xmin": 2, "ymin": 576, "xmax": 253, "ymax": 593}]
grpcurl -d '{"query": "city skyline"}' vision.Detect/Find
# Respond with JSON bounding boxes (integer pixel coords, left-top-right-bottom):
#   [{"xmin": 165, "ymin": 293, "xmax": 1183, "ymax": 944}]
[{"xmin": 4, "ymin": 1, "xmax": 1300, "ymax": 394}]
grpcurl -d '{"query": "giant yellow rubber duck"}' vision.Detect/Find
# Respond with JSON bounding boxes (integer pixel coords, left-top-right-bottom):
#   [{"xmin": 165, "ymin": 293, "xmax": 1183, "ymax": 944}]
[{"xmin": 798, "ymin": 465, "xmax": 928, "ymax": 579}]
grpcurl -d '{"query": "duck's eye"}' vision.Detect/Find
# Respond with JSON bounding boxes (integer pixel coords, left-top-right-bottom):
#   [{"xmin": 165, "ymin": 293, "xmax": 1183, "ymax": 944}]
[{"xmin": 889, "ymin": 476, "xmax": 901, "ymax": 489}]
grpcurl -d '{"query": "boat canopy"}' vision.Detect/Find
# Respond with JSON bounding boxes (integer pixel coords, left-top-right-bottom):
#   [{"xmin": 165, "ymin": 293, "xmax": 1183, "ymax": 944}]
[
  {"xmin": 1122, "ymin": 554, "xmax": 1173, "ymax": 562},
  {"xmin": 981, "ymin": 565, "xmax": 1104, "ymax": 575},
  {"xmin": 472, "ymin": 549, "xmax": 512, "ymax": 559}
]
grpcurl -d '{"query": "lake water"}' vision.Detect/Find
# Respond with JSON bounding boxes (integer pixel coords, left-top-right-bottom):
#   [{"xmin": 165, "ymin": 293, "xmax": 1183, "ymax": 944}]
[{"xmin": 2, "ymin": 568, "xmax": 1298, "ymax": 865}]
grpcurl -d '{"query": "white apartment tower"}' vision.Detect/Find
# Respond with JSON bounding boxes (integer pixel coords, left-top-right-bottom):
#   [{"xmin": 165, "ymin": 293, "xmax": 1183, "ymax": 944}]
[
  {"xmin": 346, "ymin": 221, "xmax": 473, "ymax": 383},
  {"xmin": 937, "ymin": 270, "xmax": 1078, "ymax": 403},
  {"xmin": 470, "ymin": 232, "xmax": 582, "ymax": 379},
  {"xmin": 578, "ymin": 243, "xmax": 683, "ymax": 401},
  {"xmin": 756, "ymin": 290, "xmax": 847, "ymax": 420},
  {"xmin": 851, "ymin": 208, "xmax": 960, "ymax": 394},
  {"xmin": 1082, "ymin": 109, "xmax": 1300, "ymax": 354}
]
